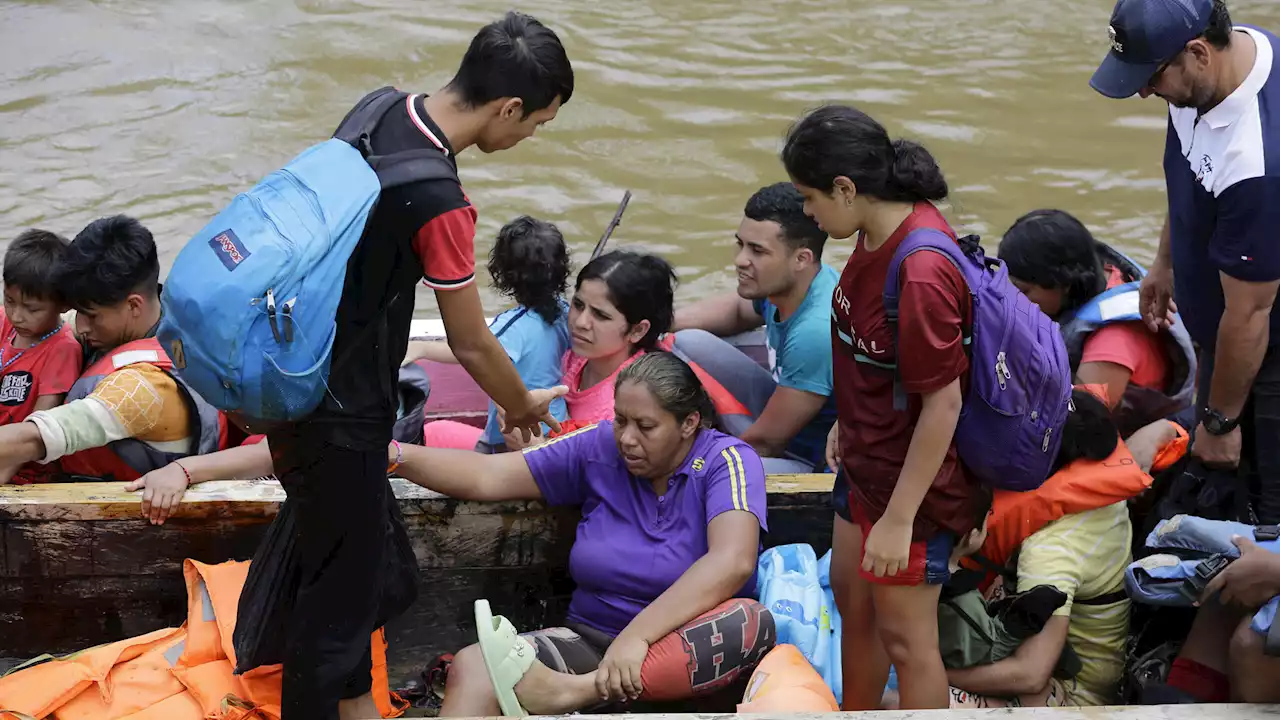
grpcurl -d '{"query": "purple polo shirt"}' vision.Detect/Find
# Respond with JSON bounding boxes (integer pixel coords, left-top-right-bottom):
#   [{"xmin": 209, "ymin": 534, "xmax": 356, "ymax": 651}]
[{"xmin": 523, "ymin": 422, "xmax": 768, "ymax": 637}]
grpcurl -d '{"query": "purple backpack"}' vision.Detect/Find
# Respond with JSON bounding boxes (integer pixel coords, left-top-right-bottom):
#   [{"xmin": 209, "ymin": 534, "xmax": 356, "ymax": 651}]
[{"xmin": 883, "ymin": 229, "xmax": 1072, "ymax": 492}]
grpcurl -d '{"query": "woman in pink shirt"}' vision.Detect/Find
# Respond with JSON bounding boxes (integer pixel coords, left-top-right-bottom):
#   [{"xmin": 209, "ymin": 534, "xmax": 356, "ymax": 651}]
[{"xmin": 502, "ymin": 250, "xmax": 677, "ymax": 448}]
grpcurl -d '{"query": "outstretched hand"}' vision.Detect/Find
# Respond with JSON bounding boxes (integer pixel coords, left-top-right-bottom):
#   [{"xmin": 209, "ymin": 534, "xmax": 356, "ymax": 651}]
[
  {"xmin": 499, "ymin": 385, "xmax": 570, "ymax": 443},
  {"xmin": 124, "ymin": 462, "xmax": 191, "ymax": 525}
]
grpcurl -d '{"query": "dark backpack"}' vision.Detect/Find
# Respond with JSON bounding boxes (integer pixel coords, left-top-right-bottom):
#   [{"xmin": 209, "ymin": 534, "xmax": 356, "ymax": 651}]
[{"xmin": 883, "ymin": 229, "xmax": 1073, "ymax": 492}]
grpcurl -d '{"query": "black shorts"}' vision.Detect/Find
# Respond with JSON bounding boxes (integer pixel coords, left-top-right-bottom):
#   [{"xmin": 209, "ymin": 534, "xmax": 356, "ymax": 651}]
[{"xmin": 832, "ymin": 469, "xmax": 853, "ymax": 523}]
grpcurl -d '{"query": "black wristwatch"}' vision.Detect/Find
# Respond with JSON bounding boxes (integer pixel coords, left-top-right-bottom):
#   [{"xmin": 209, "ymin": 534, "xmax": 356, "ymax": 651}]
[{"xmin": 1202, "ymin": 407, "xmax": 1241, "ymax": 436}]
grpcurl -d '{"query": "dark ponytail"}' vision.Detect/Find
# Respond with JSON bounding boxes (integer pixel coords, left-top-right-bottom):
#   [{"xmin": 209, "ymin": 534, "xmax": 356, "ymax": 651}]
[
  {"xmin": 781, "ymin": 104, "xmax": 948, "ymax": 203},
  {"xmin": 889, "ymin": 139, "xmax": 949, "ymax": 204}
]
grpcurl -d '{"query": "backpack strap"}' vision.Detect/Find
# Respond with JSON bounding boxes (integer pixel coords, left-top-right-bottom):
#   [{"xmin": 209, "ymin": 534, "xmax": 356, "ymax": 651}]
[
  {"xmin": 491, "ymin": 307, "xmax": 531, "ymax": 339},
  {"xmin": 333, "ymin": 87, "xmax": 406, "ymax": 152},
  {"xmin": 368, "ymin": 149, "xmax": 459, "ymax": 192},
  {"xmin": 333, "ymin": 88, "xmax": 461, "ymax": 191},
  {"xmin": 881, "ymin": 228, "xmax": 979, "ymax": 410}
]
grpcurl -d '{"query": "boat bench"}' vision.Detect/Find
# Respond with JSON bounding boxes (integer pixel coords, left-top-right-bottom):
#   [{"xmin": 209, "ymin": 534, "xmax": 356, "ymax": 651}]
[{"xmin": 0, "ymin": 473, "xmax": 834, "ymax": 685}]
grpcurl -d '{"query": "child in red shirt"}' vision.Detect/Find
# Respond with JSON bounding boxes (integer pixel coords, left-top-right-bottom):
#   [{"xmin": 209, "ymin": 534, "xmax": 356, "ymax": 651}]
[
  {"xmin": 0, "ymin": 230, "xmax": 83, "ymax": 483},
  {"xmin": 782, "ymin": 105, "xmax": 985, "ymax": 710}
]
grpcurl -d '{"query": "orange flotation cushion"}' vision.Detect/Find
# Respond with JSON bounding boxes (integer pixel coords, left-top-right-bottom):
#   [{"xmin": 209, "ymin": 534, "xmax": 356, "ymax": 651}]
[{"xmin": 737, "ymin": 644, "xmax": 839, "ymax": 713}]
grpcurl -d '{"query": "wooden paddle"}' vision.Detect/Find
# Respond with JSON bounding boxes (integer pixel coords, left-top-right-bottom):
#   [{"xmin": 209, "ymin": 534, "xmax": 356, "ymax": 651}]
[{"xmin": 590, "ymin": 189, "xmax": 632, "ymax": 261}]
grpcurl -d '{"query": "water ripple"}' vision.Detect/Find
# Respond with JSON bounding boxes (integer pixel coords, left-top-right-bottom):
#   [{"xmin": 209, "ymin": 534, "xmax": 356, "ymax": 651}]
[{"xmin": 2, "ymin": 0, "xmax": 1278, "ymax": 315}]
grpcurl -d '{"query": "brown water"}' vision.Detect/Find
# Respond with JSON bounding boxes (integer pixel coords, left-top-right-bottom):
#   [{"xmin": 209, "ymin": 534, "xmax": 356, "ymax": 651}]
[{"xmin": 3, "ymin": 0, "xmax": 1279, "ymax": 316}]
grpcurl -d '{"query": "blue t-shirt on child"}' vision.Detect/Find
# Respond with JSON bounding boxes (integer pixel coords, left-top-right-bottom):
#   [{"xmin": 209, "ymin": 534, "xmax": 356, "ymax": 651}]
[
  {"xmin": 752, "ymin": 265, "xmax": 839, "ymax": 470},
  {"xmin": 482, "ymin": 301, "xmax": 572, "ymax": 445}
]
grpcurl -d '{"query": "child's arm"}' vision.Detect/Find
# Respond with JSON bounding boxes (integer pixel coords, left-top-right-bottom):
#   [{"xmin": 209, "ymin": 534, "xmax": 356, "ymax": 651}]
[
  {"xmin": 402, "ymin": 340, "xmax": 459, "ymax": 366},
  {"xmin": 863, "ymin": 378, "xmax": 963, "ymax": 577},
  {"xmin": 124, "ymin": 442, "xmax": 275, "ymax": 525},
  {"xmin": 947, "ymin": 616, "xmax": 1069, "ymax": 696}
]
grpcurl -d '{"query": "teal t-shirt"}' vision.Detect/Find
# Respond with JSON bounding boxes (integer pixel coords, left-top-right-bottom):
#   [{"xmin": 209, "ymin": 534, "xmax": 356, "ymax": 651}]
[{"xmin": 752, "ymin": 265, "xmax": 839, "ymax": 469}]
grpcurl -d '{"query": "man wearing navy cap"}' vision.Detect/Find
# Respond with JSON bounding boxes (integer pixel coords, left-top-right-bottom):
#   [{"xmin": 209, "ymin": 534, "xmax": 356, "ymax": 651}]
[
  {"xmin": 1093, "ymin": 0, "xmax": 1280, "ymax": 521},
  {"xmin": 1093, "ymin": 0, "xmax": 1280, "ymax": 705}
]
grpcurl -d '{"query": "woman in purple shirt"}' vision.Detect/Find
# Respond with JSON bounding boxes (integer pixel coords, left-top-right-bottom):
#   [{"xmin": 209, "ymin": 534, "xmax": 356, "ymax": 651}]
[{"xmin": 395, "ymin": 351, "xmax": 774, "ymax": 715}]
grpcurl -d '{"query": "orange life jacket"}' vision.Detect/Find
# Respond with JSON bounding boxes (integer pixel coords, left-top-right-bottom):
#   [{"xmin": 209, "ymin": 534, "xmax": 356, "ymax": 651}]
[
  {"xmin": 0, "ymin": 559, "xmax": 405, "ymax": 719},
  {"xmin": 59, "ymin": 338, "xmax": 229, "ymax": 482},
  {"xmin": 964, "ymin": 384, "xmax": 1190, "ymax": 571}
]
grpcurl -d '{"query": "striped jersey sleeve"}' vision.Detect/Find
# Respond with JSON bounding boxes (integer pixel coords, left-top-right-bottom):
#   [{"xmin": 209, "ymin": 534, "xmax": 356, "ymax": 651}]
[
  {"xmin": 413, "ymin": 203, "xmax": 478, "ymax": 290},
  {"xmin": 704, "ymin": 440, "xmax": 768, "ymax": 530}
]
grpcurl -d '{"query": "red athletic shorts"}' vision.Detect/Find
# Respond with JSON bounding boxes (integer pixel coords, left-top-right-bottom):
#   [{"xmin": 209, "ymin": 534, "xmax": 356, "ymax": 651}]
[{"xmin": 850, "ymin": 496, "xmax": 954, "ymax": 586}]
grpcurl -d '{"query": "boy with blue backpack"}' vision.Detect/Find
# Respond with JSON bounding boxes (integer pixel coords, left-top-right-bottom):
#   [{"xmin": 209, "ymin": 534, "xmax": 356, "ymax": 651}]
[{"xmin": 156, "ymin": 13, "xmax": 574, "ymax": 720}]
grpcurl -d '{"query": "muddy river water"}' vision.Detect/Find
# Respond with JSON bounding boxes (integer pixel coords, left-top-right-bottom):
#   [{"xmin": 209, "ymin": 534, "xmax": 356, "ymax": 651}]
[{"xmin": 3, "ymin": 0, "xmax": 1279, "ymax": 314}]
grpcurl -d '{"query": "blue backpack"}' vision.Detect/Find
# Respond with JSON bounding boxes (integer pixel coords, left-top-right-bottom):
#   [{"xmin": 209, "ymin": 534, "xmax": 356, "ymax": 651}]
[
  {"xmin": 158, "ymin": 87, "xmax": 457, "ymax": 422},
  {"xmin": 883, "ymin": 229, "xmax": 1073, "ymax": 492}
]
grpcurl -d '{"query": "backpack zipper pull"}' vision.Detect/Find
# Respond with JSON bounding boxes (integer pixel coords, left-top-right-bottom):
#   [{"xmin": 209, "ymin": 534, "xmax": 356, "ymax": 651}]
[
  {"xmin": 266, "ymin": 288, "xmax": 283, "ymax": 344},
  {"xmin": 1042, "ymin": 427, "xmax": 1053, "ymax": 452},
  {"xmin": 995, "ymin": 351, "xmax": 1010, "ymax": 390},
  {"xmin": 282, "ymin": 298, "xmax": 295, "ymax": 344}
]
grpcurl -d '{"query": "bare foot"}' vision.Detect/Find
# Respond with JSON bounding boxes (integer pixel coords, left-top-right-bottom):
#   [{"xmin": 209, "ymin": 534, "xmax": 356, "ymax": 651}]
[{"xmin": 513, "ymin": 661, "xmax": 601, "ymax": 715}]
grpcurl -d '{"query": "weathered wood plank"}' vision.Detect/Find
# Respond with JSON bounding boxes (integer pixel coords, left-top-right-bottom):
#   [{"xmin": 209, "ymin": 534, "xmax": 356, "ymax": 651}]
[
  {"xmin": 0, "ymin": 474, "xmax": 835, "ymax": 520},
  {"xmin": 437, "ymin": 707, "xmax": 1280, "ymax": 720},
  {"xmin": 0, "ymin": 473, "xmax": 835, "ymax": 683}
]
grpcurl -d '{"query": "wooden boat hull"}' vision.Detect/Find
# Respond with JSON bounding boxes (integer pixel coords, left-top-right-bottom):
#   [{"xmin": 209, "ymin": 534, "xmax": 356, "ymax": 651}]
[{"xmin": 0, "ymin": 473, "xmax": 833, "ymax": 686}]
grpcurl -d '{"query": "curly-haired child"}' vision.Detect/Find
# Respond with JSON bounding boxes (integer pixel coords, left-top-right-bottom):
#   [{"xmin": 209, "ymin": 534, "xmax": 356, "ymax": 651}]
[{"xmin": 406, "ymin": 216, "xmax": 572, "ymax": 452}]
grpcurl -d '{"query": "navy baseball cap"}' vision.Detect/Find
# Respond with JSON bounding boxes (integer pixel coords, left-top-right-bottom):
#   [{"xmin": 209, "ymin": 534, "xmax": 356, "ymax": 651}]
[{"xmin": 1090, "ymin": 0, "xmax": 1214, "ymax": 99}]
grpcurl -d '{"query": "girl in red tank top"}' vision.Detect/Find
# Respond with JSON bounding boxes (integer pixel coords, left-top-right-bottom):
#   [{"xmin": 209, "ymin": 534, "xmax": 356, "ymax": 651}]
[{"xmin": 782, "ymin": 105, "xmax": 985, "ymax": 710}]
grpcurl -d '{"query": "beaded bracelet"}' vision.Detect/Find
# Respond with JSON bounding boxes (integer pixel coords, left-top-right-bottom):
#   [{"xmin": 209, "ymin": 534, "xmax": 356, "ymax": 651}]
[{"xmin": 174, "ymin": 460, "xmax": 193, "ymax": 487}]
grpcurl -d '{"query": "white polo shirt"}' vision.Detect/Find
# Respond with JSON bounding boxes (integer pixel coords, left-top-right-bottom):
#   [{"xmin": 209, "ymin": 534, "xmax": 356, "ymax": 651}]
[{"xmin": 1165, "ymin": 25, "xmax": 1280, "ymax": 347}]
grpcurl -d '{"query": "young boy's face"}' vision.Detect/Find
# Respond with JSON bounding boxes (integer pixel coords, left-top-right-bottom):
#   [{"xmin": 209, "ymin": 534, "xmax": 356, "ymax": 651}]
[{"xmin": 3, "ymin": 286, "xmax": 63, "ymax": 339}]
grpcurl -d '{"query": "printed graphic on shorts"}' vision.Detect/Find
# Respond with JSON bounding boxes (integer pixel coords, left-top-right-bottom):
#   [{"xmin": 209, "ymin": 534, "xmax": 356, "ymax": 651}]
[
  {"xmin": 209, "ymin": 229, "xmax": 252, "ymax": 271},
  {"xmin": 682, "ymin": 600, "xmax": 775, "ymax": 692},
  {"xmin": 0, "ymin": 371, "xmax": 33, "ymax": 405}
]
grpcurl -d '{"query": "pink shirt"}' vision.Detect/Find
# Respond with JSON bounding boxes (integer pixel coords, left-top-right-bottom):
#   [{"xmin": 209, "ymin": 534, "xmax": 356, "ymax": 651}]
[
  {"xmin": 561, "ymin": 350, "xmax": 644, "ymax": 423},
  {"xmin": 1079, "ymin": 266, "xmax": 1170, "ymax": 391}
]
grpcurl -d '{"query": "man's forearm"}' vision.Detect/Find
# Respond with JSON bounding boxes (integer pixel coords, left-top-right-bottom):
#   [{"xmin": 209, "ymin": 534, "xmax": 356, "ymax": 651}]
[
  {"xmin": 1208, "ymin": 307, "xmax": 1271, "ymax": 418},
  {"xmin": 451, "ymin": 333, "xmax": 531, "ymax": 416},
  {"xmin": 740, "ymin": 423, "xmax": 787, "ymax": 459},
  {"xmin": 672, "ymin": 294, "xmax": 759, "ymax": 336}
]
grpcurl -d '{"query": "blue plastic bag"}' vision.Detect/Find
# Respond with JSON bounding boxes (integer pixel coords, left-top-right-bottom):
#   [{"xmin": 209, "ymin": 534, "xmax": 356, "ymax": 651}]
[
  {"xmin": 757, "ymin": 544, "xmax": 844, "ymax": 702},
  {"xmin": 817, "ymin": 549, "xmax": 843, "ymax": 702}
]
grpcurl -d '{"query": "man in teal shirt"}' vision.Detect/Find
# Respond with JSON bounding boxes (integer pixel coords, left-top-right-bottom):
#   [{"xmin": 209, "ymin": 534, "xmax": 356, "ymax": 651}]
[{"xmin": 674, "ymin": 182, "xmax": 837, "ymax": 473}]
